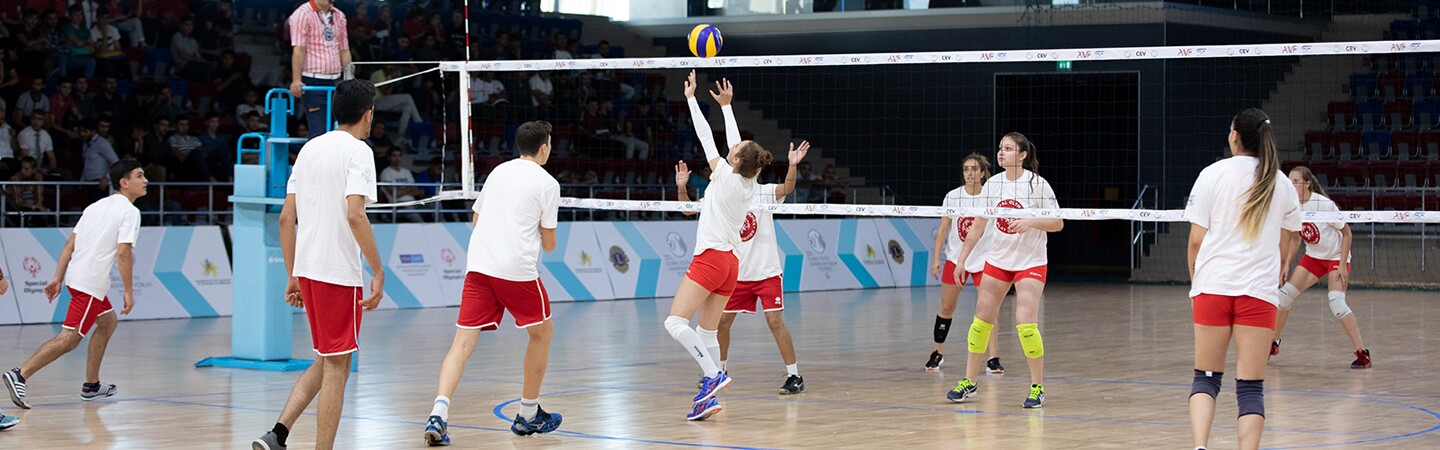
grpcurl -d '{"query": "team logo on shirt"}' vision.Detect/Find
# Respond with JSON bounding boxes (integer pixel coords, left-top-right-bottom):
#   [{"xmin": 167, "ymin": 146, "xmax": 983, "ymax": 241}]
[
  {"xmin": 958, "ymin": 217, "xmax": 975, "ymax": 242},
  {"xmin": 740, "ymin": 212, "xmax": 758, "ymax": 242},
  {"xmin": 994, "ymin": 199, "xmax": 1024, "ymax": 234},
  {"xmin": 608, "ymin": 246, "xmax": 630, "ymax": 274},
  {"xmin": 22, "ymin": 257, "xmax": 41, "ymax": 278},
  {"xmin": 888, "ymin": 240, "xmax": 905, "ymax": 264},
  {"xmin": 1300, "ymin": 222, "xmax": 1321, "ymax": 245},
  {"xmin": 666, "ymin": 232, "xmax": 688, "ymax": 258}
]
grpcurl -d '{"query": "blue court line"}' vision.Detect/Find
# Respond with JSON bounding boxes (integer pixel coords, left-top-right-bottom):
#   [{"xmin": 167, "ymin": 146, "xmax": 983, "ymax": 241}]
[{"xmin": 491, "ymin": 391, "xmax": 778, "ymax": 450}]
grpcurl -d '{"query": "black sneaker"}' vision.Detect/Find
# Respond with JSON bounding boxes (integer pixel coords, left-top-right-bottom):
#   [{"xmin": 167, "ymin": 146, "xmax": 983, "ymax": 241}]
[
  {"xmin": 1023, "ymin": 384, "xmax": 1044, "ymax": 409},
  {"xmin": 986, "ymin": 357, "xmax": 1005, "ymax": 374},
  {"xmin": 80, "ymin": 382, "xmax": 117, "ymax": 401},
  {"xmin": 779, "ymin": 374, "xmax": 804, "ymax": 395},
  {"xmin": 924, "ymin": 350, "xmax": 944, "ymax": 372}
]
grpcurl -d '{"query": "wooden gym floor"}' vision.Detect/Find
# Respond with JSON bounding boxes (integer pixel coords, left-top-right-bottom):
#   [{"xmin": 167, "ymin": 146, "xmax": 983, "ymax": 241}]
[{"xmin": 0, "ymin": 282, "xmax": 1436, "ymax": 448}]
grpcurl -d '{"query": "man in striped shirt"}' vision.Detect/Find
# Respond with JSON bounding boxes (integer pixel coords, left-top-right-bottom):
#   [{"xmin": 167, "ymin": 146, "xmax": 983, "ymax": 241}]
[{"xmin": 288, "ymin": 0, "xmax": 351, "ymax": 139}]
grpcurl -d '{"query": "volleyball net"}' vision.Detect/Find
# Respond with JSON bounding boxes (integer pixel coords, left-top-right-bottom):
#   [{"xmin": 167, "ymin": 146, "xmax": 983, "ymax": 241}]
[{"xmin": 352, "ymin": 38, "xmax": 1440, "ymax": 286}]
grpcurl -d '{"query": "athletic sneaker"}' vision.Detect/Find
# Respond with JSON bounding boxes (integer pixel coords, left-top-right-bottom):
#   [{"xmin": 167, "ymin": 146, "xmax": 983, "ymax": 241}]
[
  {"xmin": 0, "ymin": 410, "xmax": 17, "ymax": 430},
  {"xmin": 251, "ymin": 431, "xmax": 286, "ymax": 450},
  {"xmin": 80, "ymin": 382, "xmax": 118, "ymax": 401},
  {"xmin": 3, "ymin": 369, "xmax": 28, "ymax": 409},
  {"xmin": 686, "ymin": 397, "xmax": 722, "ymax": 421},
  {"xmin": 924, "ymin": 351, "xmax": 944, "ymax": 372},
  {"xmin": 986, "ymin": 357, "xmax": 1005, "ymax": 374},
  {"xmin": 1023, "ymin": 384, "xmax": 1045, "ymax": 409},
  {"xmin": 779, "ymin": 374, "xmax": 805, "ymax": 395},
  {"xmin": 1351, "ymin": 349, "xmax": 1372, "ymax": 369},
  {"xmin": 1270, "ymin": 339, "xmax": 1281, "ymax": 357},
  {"xmin": 511, "ymin": 406, "xmax": 562, "ymax": 436},
  {"xmin": 697, "ymin": 371, "xmax": 726, "ymax": 390},
  {"xmin": 946, "ymin": 378, "xmax": 977, "ymax": 403},
  {"xmin": 693, "ymin": 371, "xmax": 731, "ymax": 404},
  {"xmin": 423, "ymin": 415, "xmax": 450, "ymax": 446}
]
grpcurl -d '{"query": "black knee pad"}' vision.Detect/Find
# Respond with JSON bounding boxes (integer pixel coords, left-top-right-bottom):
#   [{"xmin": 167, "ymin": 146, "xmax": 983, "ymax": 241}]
[
  {"xmin": 1236, "ymin": 379, "xmax": 1265, "ymax": 418},
  {"xmin": 934, "ymin": 316, "xmax": 953, "ymax": 343},
  {"xmin": 1191, "ymin": 369, "xmax": 1223, "ymax": 399}
]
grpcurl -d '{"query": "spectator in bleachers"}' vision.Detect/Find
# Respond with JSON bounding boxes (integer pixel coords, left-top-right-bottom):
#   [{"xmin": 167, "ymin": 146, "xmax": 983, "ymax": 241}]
[
  {"xmin": 149, "ymin": 0, "xmax": 189, "ymax": 34},
  {"xmin": 347, "ymin": 1, "xmax": 371, "ymax": 32},
  {"xmin": 200, "ymin": 113, "xmax": 233, "ymax": 182},
  {"xmin": 60, "ymin": 5, "xmax": 97, "ymax": 78},
  {"xmin": 0, "ymin": 49, "xmax": 19, "ymax": 103},
  {"xmin": 348, "ymin": 23, "xmax": 381, "ymax": 62},
  {"xmin": 90, "ymin": 76, "xmax": 124, "ymax": 126},
  {"xmin": 172, "ymin": 16, "xmax": 213, "ymax": 82},
  {"xmin": 241, "ymin": 110, "xmax": 265, "ymax": 133},
  {"xmin": 365, "ymin": 119, "xmax": 395, "ymax": 151},
  {"xmin": 213, "ymin": 49, "xmax": 250, "ymax": 112},
  {"xmin": 15, "ymin": 11, "xmax": 49, "ymax": 77},
  {"xmin": 150, "ymin": 84, "xmax": 181, "ymax": 121},
  {"xmin": 370, "ymin": 63, "xmax": 423, "ymax": 139},
  {"xmin": 591, "ymin": 40, "xmax": 612, "ymax": 59},
  {"xmin": 414, "ymin": 33, "xmax": 442, "ymax": 61},
  {"xmin": 388, "ymin": 35, "xmax": 414, "ymax": 61},
  {"xmin": 0, "ymin": 106, "xmax": 15, "ymax": 177},
  {"xmin": 99, "ymin": 0, "xmax": 145, "ymax": 47},
  {"xmin": 79, "ymin": 117, "xmax": 118, "ymax": 201},
  {"xmin": 74, "ymin": 0, "xmax": 99, "ymax": 29},
  {"xmin": 146, "ymin": 115, "xmax": 171, "ymax": 162},
  {"xmin": 505, "ymin": 32, "xmax": 523, "ymax": 60},
  {"xmin": 483, "ymin": 30, "xmax": 509, "ymax": 60},
  {"xmin": 373, "ymin": 3, "xmax": 393, "ymax": 41},
  {"xmin": 612, "ymin": 105, "xmax": 649, "ymax": 160},
  {"xmin": 400, "ymin": 8, "xmax": 425, "ymax": 38},
  {"xmin": 50, "ymin": 78, "xmax": 81, "ymax": 130},
  {"xmin": 421, "ymin": 12, "xmax": 444, "ymax": 45},
  {"xmin": 119, "ymin": 119, "xmax": 148, "ymax": 157},
  {"xmin": 95, "ymin": 114, "xmax": 114, "ymax": 146},
  {"xmin": 447, "ymin": 9, "xmax": 466, "ymax": 55},
  {"xmin": 413, "ymin": 76, "xmax": 440, "ymax": 122},
  {"xmin": 199, "ymin": 0, "xmax": 234, "ymax": 34},
  {"xmin": 794, "ymin": 161, "xmax": 819, "ymax": 202},
  {"xmin": 23, "ymin": 0, "xmax": 67, "ymax": 16},
  {"xmin": 235, "ymin": 89, "xmax": 262, "ymax": 124},
  {"xmin": 197, "ymin": 16, "xmax": 234, "ymax": 60},
  {"xmin": 550, "ymin": 31, "xmax": 570, "ymax": 59},
  {"xmin": 530, "ymin": 70, "xmax": 554, "ymax": 119},
  {"xmin": 378, "ymin": 147, "xmax": 424, "ymax": 222},
  {"xmin": 14, "ymin": 77, "xmax": 47, "ymax": 124},
  {"xmin": 166, "ymin": 117, "xmax": 213, "ymax": 182},
  {"xmin": 73, "ymin": 75, "xmax": 94, "ymax": 119},
  {"xmin": 17, "ymin": 112, "xmax": 55, "ymax": 174},
  {"xmin": 7, "ymin": 156, "xmax": 49, "ymax": 225}
]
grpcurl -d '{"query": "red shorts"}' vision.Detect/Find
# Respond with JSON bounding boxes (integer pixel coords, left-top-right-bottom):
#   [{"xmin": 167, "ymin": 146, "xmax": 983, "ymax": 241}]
[
  {"xmin": 458, "ymin": 272, "xmax": 552, "ymax": 330},
  {"xmin": 1191, "ymin": 293, "xmax": 1278, "ymax": 329},
  {"xmin": 983, "ymin": 263, "xmax": 1048, "ymax": 284},
  {"xmin": 299, "ymin": 277, "xmax": 364, "ymax": 356},
  {"xmin": 725, "ymin": 276, "xmax": 784, "ymax": 314},
  {"xmin": 1298, "ymin": 255, "xmax": 1350, "ymax": 279},
  {"xmin": 686, "ymin": 249, "xmax": 739, "ymax": 297},
  {"xmin": 942, "ymin": 261, "xmax": 982, "ymax": 287},
  {"xmin": 62, "ymin": 288, "xmax": 113, "ymax": 337}
]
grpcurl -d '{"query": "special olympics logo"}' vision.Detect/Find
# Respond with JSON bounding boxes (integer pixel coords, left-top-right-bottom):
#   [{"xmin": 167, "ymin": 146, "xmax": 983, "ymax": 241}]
[
  {"xmin": 22, "ymin": 257, "xmax": 41, "ymax": 277},
  {"xmin": 994, "ymin": 199, "xmax": 1024, "ymax": 234},
  {"xmin": 806, "ymin": 230, "xmax": 826, "ymax": 253},
  {"xmin": 1300, "ymin": 223, "xmax": 1320, "ymax": 245},
  {"xmin": 887, "ymin": 240, "xmax": 905, "ymax": 264},
  {"xmin": 441, "ymin": 248, "xmax": 456, "ymax": 267},
  {"xmin": 958, "ymin": 217, "xmax": 975, "ymax": 242},
  {"xmin": 609, "ymin": 246, "xmax": 629, "ymax": 274},
  {"xmin": 740, "ymin": 212, "xmax": 758, "ymax": 242},
  {"xmin": 666, "ymin": 232, "xmax": 688, "ymax": 258}
]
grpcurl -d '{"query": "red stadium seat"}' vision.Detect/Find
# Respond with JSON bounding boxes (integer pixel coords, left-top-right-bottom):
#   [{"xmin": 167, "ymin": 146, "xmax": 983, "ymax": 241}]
[{"xmin": 1304, "ymin": 130, "xmax": 1334, "ymax": 160}]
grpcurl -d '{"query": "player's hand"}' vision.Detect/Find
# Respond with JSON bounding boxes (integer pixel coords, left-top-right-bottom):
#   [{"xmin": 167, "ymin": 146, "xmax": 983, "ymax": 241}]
[
  {"xmin": 789, "ymin": 140, "xmax": 810, "ymax": 166},
  {"xmin": 121, "ymin": 292, "xmax": 134, "ymax": 315},
  {"xmin": 44, "ymin": 278, "xmax": 62, "ymax": 302},
  {"xmin": 362, "ymin": 275, "xmax": 384, "ymax": 311},
  {"xmin": 0, "ymin": 278, "xmax": 8, "ymax": 296},
  {"xmin": 675, "ymin": 161, "xmax": 690, "ymax": 187},
  {"xmin": 683, "ymin": 70, "xmax": 697, "ymax": 99},
  {"xmin": 951, "ymin": 262, "xmax": 965, "ymax": 286},
  {"xmin": 290, "ymin": 80, "xmax": 305, "ymax": 98},
  {"xmin": 709, "ymin": 78, "xmax": 734, "ymax": 106},
  {"xmin": 929, "ymin": 259, "xmax": 942, "ymax": 280},
  {"xmin": 1334, "ymin": 265, "xmax": 1350, "ymax": 291},
  {"xmin": 1008, "ymin": 218, "xmax": 1033, "ymax": 234},
  {"xmin": 285, "ymin": 276, "xmax": 303, "ymax": 308}
]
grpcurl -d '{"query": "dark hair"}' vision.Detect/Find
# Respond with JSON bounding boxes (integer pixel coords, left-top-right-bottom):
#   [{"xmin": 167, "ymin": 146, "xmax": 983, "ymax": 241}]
[
  {"xmin": 109, "ymin": 160, "xmax": 143, "ymax": 190},
  {"xmin": 1003, "ymin": 132, "xmax": 1039, "ymax": 174},
  {"xmin": 1233, "ymin": 108, "xmax": 1280, "ymax": 241},
  {"xmin": 79, "ymin": 118, "xmax": 98, "ymax": 131},
  {"xmin": 332, "ymin": 79, "xmax": 376, "ymax": 125},
  {"xmin": 516, "ymin": 121, "xmax": 552, "ymax": 156},
  {"xmin": 962, "ymin": 152, "xmax": 992, "ymax": 181},
  {"xmin": 733, "ymin": 141, "xmax": 774, "ymax": 179},
  {"xmin": 1289, "ymin": 165, "xmax": 1328, "ymax": 198}
]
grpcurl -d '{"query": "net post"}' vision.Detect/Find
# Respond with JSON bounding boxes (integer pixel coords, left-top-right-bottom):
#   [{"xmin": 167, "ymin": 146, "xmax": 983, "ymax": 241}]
[{"xmin": 457, "ymin": 64, "xmax": 474, "ymax": 197}]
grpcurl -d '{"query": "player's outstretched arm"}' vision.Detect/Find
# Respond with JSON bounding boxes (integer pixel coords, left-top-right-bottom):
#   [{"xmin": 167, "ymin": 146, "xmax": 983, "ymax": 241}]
[
  {"xmin": 684, "ymin": 70, "xmax": 723, "ymax": 171},
  {"xmin": 712, "ymin": 78, "xmax": 741, "ymax": 153},
  {"xmin": 774, "ymin": 141, "xmax": 811, "ymax": 201}
]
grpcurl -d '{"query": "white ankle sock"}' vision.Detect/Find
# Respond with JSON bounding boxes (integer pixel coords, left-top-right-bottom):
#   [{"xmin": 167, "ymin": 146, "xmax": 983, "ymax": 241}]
[
  {"xmin": 520, "ymin": 398, "xmax": 539, "ymax": 421},
  {"xmin": 720, "ymin": 359, "xmax": 728, "ymax": 372},
  {"xmin": 431, "ymin": 396, "xmax": 450, "ymax": 421},
  {"xmin": 786, "ymin": 364, "xmax": 798, "ymax": 376}
]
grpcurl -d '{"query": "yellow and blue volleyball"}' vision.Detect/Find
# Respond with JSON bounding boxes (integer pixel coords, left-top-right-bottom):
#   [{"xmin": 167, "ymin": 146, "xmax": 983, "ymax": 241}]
[{"xmin": 688, "ymin": 24, "xmax": 723, "ymax": 58}]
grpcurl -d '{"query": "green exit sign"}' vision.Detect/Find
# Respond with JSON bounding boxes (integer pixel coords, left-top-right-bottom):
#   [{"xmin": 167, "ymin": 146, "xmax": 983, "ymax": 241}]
[{"xmin": 1057, "ymin": 60, "xmax": 1073, "ymax": 71}]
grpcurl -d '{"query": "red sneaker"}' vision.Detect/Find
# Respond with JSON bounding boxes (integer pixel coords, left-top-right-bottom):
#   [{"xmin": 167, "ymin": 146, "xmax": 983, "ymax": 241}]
[{"xmin": 1351, "ymin": 349, "xmax": 1372, "ymax": 369}]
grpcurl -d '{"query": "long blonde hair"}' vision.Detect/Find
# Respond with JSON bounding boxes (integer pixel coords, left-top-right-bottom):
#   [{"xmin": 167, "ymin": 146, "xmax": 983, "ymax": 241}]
[{"xmin": 1233, "ymin": 108, "xmax": 1279, "ymax": 241}]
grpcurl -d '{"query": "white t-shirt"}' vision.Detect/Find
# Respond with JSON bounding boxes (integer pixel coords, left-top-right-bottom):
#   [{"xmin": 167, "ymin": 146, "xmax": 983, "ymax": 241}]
[
  {"xmin": 1299, "ymin": 193, "xmax": 1348, "ymax": 262},
  {"xmin": 693, "ymin": 160, "xmax": 756, "ymax": 256},
  {"xmin": 287, "ymin": 130, "xmax": 379, "ymax": 287},
  {"xmin": 981, "ymin": 170, "xmax": 1059, "ymax": 271},
  {"xmin": 67, "ymin": 194, "xmax": 141, "ymax": 299},
  {"xmin": 0, "ymin": 123, "xmax": 14, "ymax": 159},
  {"xmin": 470, "ymin": 77, "xmax": 505, "ymax": 104},
  {"xmin": 528, "ymin": 75, "xmax": 553, "ymax": 106},
  {"xmin": 1184, "ymin": 156, "xmax": 1303, "ymax": 304},
  {"xmin": 380, "ymin": 166, "xmax": 416, "ymax": 201},
  {"xmin": 468, "ymin": 158, "xmax": 560, "ymax": 281},
  {"xmin": 942, "ymin": 186, "xmax": 995, "ymax": 273},
  {"xmin": 737, "ymin": 183, "xmax": 782, "ymax": 281},
  {"xmin": 17, "ymin": 127, "xmax": 53, "ymax": 158}
]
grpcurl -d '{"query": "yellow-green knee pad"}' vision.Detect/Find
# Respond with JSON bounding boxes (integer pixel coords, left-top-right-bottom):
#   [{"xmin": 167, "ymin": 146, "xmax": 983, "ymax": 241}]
[
  {"xmin": 1017, "ymin": 323, "xmax": 1044, "ymax": 359},
  {"xmin": 967, "ymin": 317, "xmax": 995, "ymax": 354}
]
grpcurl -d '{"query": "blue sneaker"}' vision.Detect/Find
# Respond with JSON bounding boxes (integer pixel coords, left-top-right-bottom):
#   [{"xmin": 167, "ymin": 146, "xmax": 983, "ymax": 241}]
[
  {"xmin": 693, "ymin": 371, "xmax": 731, "ymax": 404},
  {"xmin": 0, "ymin": 410, "xmax": 17, "ymax": 430},
  {"xmin": 947, "ymin": 378, "xmax": 977, "ymax": 403},
  {"xmin": 1023, "ymin": 384, "xmax": 1044, "ymax": 409},
  {"xmin": 423, "ymin": 415, "xmax": 450, "ymax": 446},
  {"xmin": 686, "ymin": 397, "xmax": 722, "ymax": 421},
  {"xmin": 511, "ymin": 406, "xmax": 562, "ymax": 436}
]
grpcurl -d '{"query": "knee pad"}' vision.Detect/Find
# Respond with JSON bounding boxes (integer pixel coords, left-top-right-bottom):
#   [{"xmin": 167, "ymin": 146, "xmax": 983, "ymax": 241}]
[
  {"xmin": 967, "ymin": 317, "xmax": 994, "ymax": 354},
  {"xmin": 664, "ymin": 316, "xmax": 690, "ymax": 340},
  {"xmin": 934, "ymin": 316, "xmax": 954, "ymax": 344},
  {"xmin": 1016, "ymin": 323, "xmax": 1044, "ymax": 359},
  {"xmin": 696, "ymin": 327, "xmax": 719, "ymax": 348},
  {"xmin": 1277, "ymin": 283, "xmax": 1300, "ymax": 311},
  {"xmin": 1190, "ymin": 369, "xmax": 1223, "ymax": 399},
  {"xmin": 1327, "ymin": 291, "xmax": 1352, "ymax": 319},
  {"xmin": 1235, "ymin": 379, "xmax": 1265, "ymax": 418}
]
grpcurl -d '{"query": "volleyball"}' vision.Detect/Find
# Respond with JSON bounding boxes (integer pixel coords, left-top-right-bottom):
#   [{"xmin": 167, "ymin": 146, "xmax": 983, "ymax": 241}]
[{"xmin": 688, "ymin": 24, "xmax": 723, "ymax": 58}]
